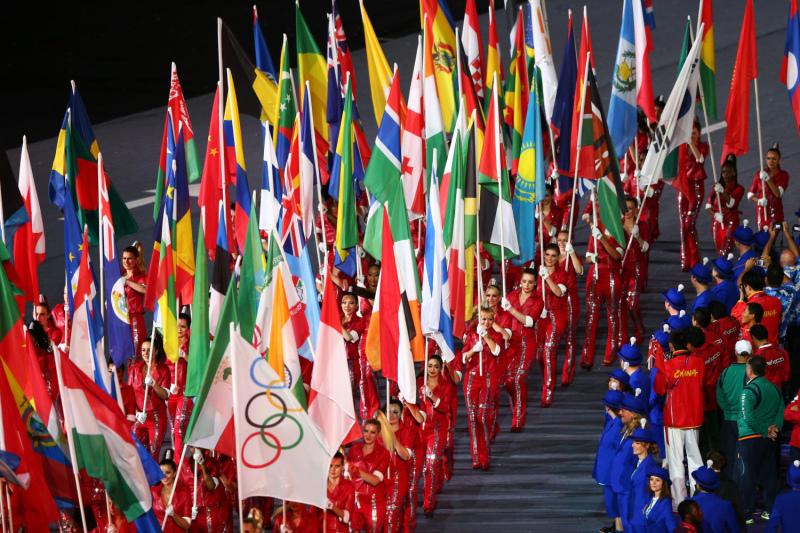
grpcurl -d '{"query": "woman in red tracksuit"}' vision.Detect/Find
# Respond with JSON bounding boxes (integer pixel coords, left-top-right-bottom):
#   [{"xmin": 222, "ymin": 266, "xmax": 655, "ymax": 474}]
[
  {"xmin": 482, "ymin": 285, "xmax": 512, "ymax": 437},
  {"xmin": 557, "ymin": 231, "xmax": 583, "ymax": 386},
  {"xmin": 169, "ymin": 314, "xmax": 193, "ymax": 453},
  {"xmin": 341, "ymin": 294, "xmax": 374, "ymax": 421},
  {"xmin": 678, "ymin": 123, "xmax": 709, "ymax": 271},
  {"xmin": 347, "ymin": 419, "xmax": 391, "ymax": 532},
  {"xmin": 152, "ymin": 455, "xmax": 192, "ymax": 533},
  {"xmin": 417, "ymin": 355, "xmax": 453, "ymax": 518},
  {"xmin": 121, "ymin": 245, "xmax": 147, "ymax": 365},
  {"xmin": 461, "ymin": 307, "xmax": 503, "ymax": 469},
  {"xmin": 28, "ymin": 321, "xmax": 59, "ymax": 405},
  {"xmin": 537, "ymin": 244, "xmax": 568, "ymax": 407},
  {"xmin": 706, "ymin": 154, "xmax": 744, "ymax": 257},
  {"xmin": 400, "ymin": 398, "xmax": 424, "ymax": 533},
  {"xmin": 378, "ymin": 400, "xmax": 414, "ymax": 533},
  {"xmin": 502, "ymin": 269, "xmax": 544, "ymax": 430},
  {"xmin": 360, "ymin": 264, "xmax": 380, "ymax": 317},
  {"xmin": 536, "ymin": 184, "xmax": 564, "ymax": 247},
  {"xmin": 324, "ymin": 453, "xmax": 355, "ymax": 533},
  {"xmin": 623, "ymin": 148, "xmax": 664, "ymax": 244},
  {"xmin": 178, "ymin": 447, "xmax": 221, "ymax": 533},
  {"xmin": 620, "ymin": 198, "xmax": 651, "ymax": 346},
  {"xmin": 131, "ymin": 335, "xmax": 171, "ymax": 461},
  {"xmin": 747, "ymin": 143, "xmax": 790, "ymax": 229}
]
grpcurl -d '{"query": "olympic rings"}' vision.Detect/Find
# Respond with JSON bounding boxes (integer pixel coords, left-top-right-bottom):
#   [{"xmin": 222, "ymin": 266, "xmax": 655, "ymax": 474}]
[
  {"xmin": 242, "ymin": 431, "xmax": 281, "ymax": 469},
  {"xmin": 265, "ymin": 379, "xmax": 304, "ymax": 413},
  {"xmin": 260, "ymin": 413, "xmax": 304, "ymax": 450},
  {"xmin": 250, "ymin": 357, "xmax": 284, "ymax": 389},
  {"xmin": 245, "ymin": 392, "xmax": 287, "ymax": 428}
]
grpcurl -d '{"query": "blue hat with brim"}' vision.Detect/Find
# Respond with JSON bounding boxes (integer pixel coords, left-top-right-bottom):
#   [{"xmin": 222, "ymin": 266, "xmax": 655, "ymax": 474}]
[
  {"xmin": 754, "ymin": 230, "xmax": 770, "ymax": 250},
  {"xmin": 692, "ymin": 465, "xmax": 721, "ymax": 490},
  {"xmin": 712, "ymin": 256, "xmax": 734, "ymax": 279},
  {"xmin": 603, "ymin": 390, "xmax": 624, "ymax": 409},
  {"xmin": 689, "ymin": 263, "xmax": 713, "ymax": 284},
  {"xmin": 662, "ymin": 285, "xmax": 687, "ymax": 310},
  {"xmin": 654, "ymin": 330, "xmax": 670, "ymax": 349},
  {"xmin": 606, "ymin": 368, "xmax": 631, "ymax": 386},
  {"xmin": 618, "ymin": 343, "xmax": 643, "ymax": 366},
  {"xmin": 621, "ymin": 393, "xmax": 646, "ymax": 415},
  {"xmin": 646, "ymin": 465, "xmax": 672, "ymax": 486},
  {"xmin": 788, "ymin": 460, "xmax": 800, "ymax": 489},
  {"xmin": 666, "ymin": 312, "xmax": 692, "ymax": 332},
  {"xmin": 733, "ymin": 225, "xmax": 754, "ymax": 245},
  {"xmin": 631, "ymin": 427, "xmax": 657, "ymax": 444}
]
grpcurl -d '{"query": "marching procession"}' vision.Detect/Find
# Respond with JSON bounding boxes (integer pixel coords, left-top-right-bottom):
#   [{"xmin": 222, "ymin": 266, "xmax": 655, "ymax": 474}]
[{"xmin": 3, "ymin": 0, "xmax": 800, "ymax": 532}]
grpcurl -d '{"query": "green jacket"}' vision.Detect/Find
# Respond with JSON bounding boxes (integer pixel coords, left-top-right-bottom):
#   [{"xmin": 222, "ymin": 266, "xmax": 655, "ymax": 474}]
[
  {"xmin": 717, "ymin": 364, "xmax": 748, "ymax": 422},
  {"xmin": 737, "ymin": 375, "xmax": 785, "ymax": 438}
]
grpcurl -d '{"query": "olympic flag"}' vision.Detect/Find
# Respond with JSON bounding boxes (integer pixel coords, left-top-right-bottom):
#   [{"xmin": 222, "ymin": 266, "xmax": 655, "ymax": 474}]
[{"xmin": 230, "ymin": 326, "xmax": 332, "ymax": 508}]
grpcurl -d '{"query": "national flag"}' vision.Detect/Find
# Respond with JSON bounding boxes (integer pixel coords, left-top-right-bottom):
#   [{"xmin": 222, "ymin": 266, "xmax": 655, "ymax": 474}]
[
  {"xmin": 219, "ymin": 19, "xmax": 278, "ymax": 124},
  {"xmin": 782, "ymin": 0, "xmax": 800, "ymax": 137},
  {"xmin": 364, "ymin": 67, "xmax": 403, "ymax": 207},
  {"xmin": 513, "ymin": 78, "xmax": 546, "ymax": 265},
  {"xmin": 422, "ymin": 165, "xmax": 455, "ymax": 363},
  {"xmin": 155, "ymin": 177, "xmax": 179, "ymax": 364},
  {"xmin": 661, "ymin": 21, "xmax": 691, "ymax": 188},
  {"xmin": 0, "ymin": 139, "xmax": 28, "ymax": 262},
  {"xmin": 167, "ymin": 120, "xmax": 195, "ymax": 303},
  {"xmin": 224, "ymin": 70, "xmax": 252, "ymax": 254},
  {"xmin": 99, "ymin": 154, "xmax": 135, "ymax": 368},
  {"xmin": 253, "ymin": 5, "xmax": 278, "ymax": 83},
  {"xmin": 463, "ymin": 118, "xmax": 479, "ymax": 324},
  {"xmin": 478, "ymin": 76, "xmax": 519, "ymax": 262},
  {"xmin": 185, "ymin": 220, "xmax": 209, "ymax": 398},
  {"xmin": 230, "ymin": 328, "xmax": 332, "ymax": 507},
  {"xmin": 424, "ymin": 17, "xmax": 449, "ymax": 192},
  {"xmin": 506, "ymin": 7, "xmax": 528, "ymax": 176},
  {"xmin": 721, "ymin": 0, "xmax": 757, "ymax": 160},
  {"xmin": 185, "ymin": 280, "xmax": 237, "ymax": 457},
  {"xmin": 699, "ymin": 0, "xmax": 717, "ymax": 120},
  {"xmin": 642, "ymin": 0, "xmax": 656, "ymax": 29},
  {"xmin": 485, "ymin": 0, "xmax": 505, "ymax": 104},
  {"xmin": 608, "ymin": 0, "xmax": 640, "ymax": 156},
  {"xmin": 462, "ymin": 0, "xmax": 485, "ymax": 100},
  {"xmin": 457, "ymin": 32, "xmax": 486, "ymax": 136},
  {"xmin": 275, "ymin": 34, "xmax": 297, "ymax": 179},
  {"xmin": 209, "ymin": 202, "xmax": 231, "ymax": 335},
  {"xmin": 570, "ymin": 11, "xmax": 597, "ymax": 183},
  {"xmin": 553, "ymin": 12, "xmax": 578, "ymax": 195},
  {"xmin": 365, "ymin": 206, "xmax": 417, "ymax": 402},
  {"xmin": 331, "ymin": 79, "xmax": 359, "ymax": 277},
  {"xmin": 296, "ymin": 4, "xmax": 329, "ymax": 164},
  {"xmin": 421, "ymin": 0, "xmax": 457, "ymax": 131},
  {"xmin": 299, "ymin": 86, "xmax": 317, "ymax": 239},
  {"xmin": 49, "ymin": 85, "xmax": 138, "ymax": 245},
  {"xmin": 308, "ymin": 269, "xmax": 358, "ymax": 454},
  {"xmin": 260, "ymin": 120, "xmax": 283, "ymax": 235},
  {"xmin": 153, "ymin": 63, "xmax": 201, "ymax": 222},
  {"xmin": 62, "ymin": 130, "xmax": 85, "ymax": 317},
  {"xmin": 55, "ymin": 349, "xmax": 159, "ymax": 522},
  {"xmin": 633, "ymin": 0, "xmax": 656, "ymax": 121},
  {"xmin": 0, "ymin": 244, "xmax": 31, "ymax": 401},
  {"xmin": 266, "ymin": 266, "xmax": 307, "ymax": 407},
  {"xmin": 403, "ymin": 40, "xmax": 427, "ymax": 218},
  {"xmin": 13, "ymin": 136, "xmax": 44, "ymax": 306},
  {"xmin": 528, "ymin": 0, "xmax": 559, "ymax": 124},
  {"xmin": 331, "ymin": 0, "xmax": 358, "ymax": 101},
  {"xmin": 440, "ymin": 100, "xmax": 468, "ymax": 231},
  {"xmin": 239, "ymin": 193, "xmax": 266, "ymax": 345}
]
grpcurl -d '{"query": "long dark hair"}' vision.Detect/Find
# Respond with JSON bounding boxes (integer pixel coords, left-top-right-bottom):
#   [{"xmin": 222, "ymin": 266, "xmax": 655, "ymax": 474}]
[
  {"xmin": 28, "ymin": 321, "xmax": 52, "ymax": 353},
  {"xmin": 648, "ymin": 478, "xmax": 673, "ymax": 502}
]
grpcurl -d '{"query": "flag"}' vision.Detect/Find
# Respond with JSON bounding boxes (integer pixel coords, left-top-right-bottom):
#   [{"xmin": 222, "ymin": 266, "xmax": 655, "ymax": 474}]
[
  {"xmin": 361, "ymin": 0, "xmax": 398, "ymax": 126},
  {"xmin": 421, "ymin": 0, "xmax": 457, "ymax": 131},
  {"xmin": 365, "ymin": 206, "xmax": 417, "ymax": 402},
  {"xmin": 661, "ymin": 21, "xmax": 692, "ymax": 188},
  {"xmin": 253, "ymin": 5, "xmax": 278, "ymax": 83},
  {"xmin": 50, "ymin": 85, "xmax": 138, "ymax": 245},
  {"xmin": 364, "ymin": 68, "xmax": 403, "ymax": 206},
  {"xmin": 642, "ymin": 0, "xmax": 656, "ymax": 29},
  {"xmin": 722, "ymin": 0, "xmax": 757, "ymax": 160},
  {"xmin": 424, "ymin": 18, "xmax": 448, "ymax": 193},
  {"xmin": 275, "ymin": 35, "xmax": 297, "ymax": 178},
  {"xmin": 478, "ymin": 77, "xmax": 519, "ymax": 262},
  {"xmin": 331, "ymin": 79, "xmax": 359, "ymax": 277},
  {"xmin": 260, "ymin": 120, "xmax": 283, "ymax": 235},
  {"xmin": 185, "ymin": 220, "xmax": 209, "ymax": 398},
  {"xmin": 209, "ymin": 202, "xmax": 231, "ymax": 335},
  {"xmin": 239, "ymin": 195, "xmax": 266, "ymax": 346},
  {"xmin": 155, "ymin": 184, "xmax": 179, "ymax": 364},
  {"xmin": 63, "ymin": 138, "xmax": 85, "ymax": 317},
  {"xmin": 782, "ymin": 0, "xmax": 800, "ymax": 137},
  {"xmin": 299, "ymin": 87, "xmax": 317, "ymax": 239},
  {"xmin": 506, "ymin": 7, "xmax": 528, "ymax": 176},
  {"xmin": 462, "ymin": 0, "xmax": 485, "ymax": 100},
  {"xmin": 485, "ymin": 0, "xmax": 505, "ymax": 104},
  {"xmin": 0, "ymin": 138, "xmax": 30, "ymax": 257},
  {"xmin": 308, "ymin": 270, "xmax": 358, "ymax": 454},
  {"xmin": 153, "ymin": 63, "xmax": 201, "ymax": 222},
  {"xmin": 553, "ymin": 12, "xmax": 578, "ymax": 195},
  {"xmin": 608, "ymin": 0, "xmax": 640, "ymax": 156},
  {"xmin": 514, "ymin": 78, "xmax": 546, "ymax": 265},
  {"xmin": 699, "ymin": 0, "xmax": 717, "ymax": 120},
  {"xmin": 440, "ymin": 101, "xmax": 468, "ymax": 234},
  {"xmin": 168, "ymin": 122, "xmax": 195, "ymax": 303},
  {"xmin": 224, "ymin": 70, "xmax": 252, "ymax": 254},
  {"xmin": 266, "ymin": 267, "xmax": 306, "ymax": 407},
  {"xmin": 633, "ymin": 0, "xmax": 656, "ymax": 121},
  {"xmin": 403, "ymin": 40, "xmax": 427, "ymax": 218},
  {"xmin": 421, "ymin": 166, "xmax": 455, "ymax": 363},
  {"xmin": 185, "ymin": 280, "xmax": 237, "ymax": 457},
  {"xmin": 56, "ymin": 349, "xmax": 158, "ymax": 522},
  {"xmin": 296, "ymin": 4, "xmax": 329, "ymax": 161},
  {"xmin": 99, "ymin": 154, "xmax": 135, "ymax": 368},
  {"xmin": 528, "ymin": 0, "xmax": 558, "ymax": 123},
  {"xmin": 463, "ymin": 118, "xmax": 479, "ymax": 324},
  {"xmin": 13, "ymin": 136, "xmax": 44, "ymax": 305},
  {"xmin": 230, "ymin": 328, "xmax": 332, "ymax": 508},
  {"xmin": 457, "ymin": 32, "xmax": 486, "ymax": 136},
  {"xmin": 570, "ymin": 11, "xmax": 597, "ymax": 183},
  {"xmin": 219, "ymin": 19, "xmax": 278, "ymax": 124}
]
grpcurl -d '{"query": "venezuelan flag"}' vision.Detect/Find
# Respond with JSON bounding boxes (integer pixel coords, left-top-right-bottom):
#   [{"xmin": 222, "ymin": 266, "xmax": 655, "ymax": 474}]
[
  {"xmin": 421, "ymin": 0, "xmax": 457, "ymax": 132},
  {"xmin": 224, "ymin": 70, "xmax": 251, "ymax": 255}
]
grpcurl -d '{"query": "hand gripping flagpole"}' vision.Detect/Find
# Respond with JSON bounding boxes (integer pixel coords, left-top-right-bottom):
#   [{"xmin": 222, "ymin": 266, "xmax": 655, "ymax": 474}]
[{"xmin": 160, "ymin": 444, "xmax": 189, "ymax": 531}]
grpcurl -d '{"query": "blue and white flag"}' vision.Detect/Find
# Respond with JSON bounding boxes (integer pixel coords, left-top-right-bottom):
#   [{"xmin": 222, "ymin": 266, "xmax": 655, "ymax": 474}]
[
  {"xmin": 300, "ymin": 87, "xmax": 318, "ymax": 240},
  {"xmin": 260, "ymin": 121, "xmax": 282, "ymax": 234},
  {"xmin": 421, "ymin": 162, "xmax": 454, "ymax": 363},
  {"xmin": 608, "ymin": 0, "xmax": 638, "ymax": 156}
]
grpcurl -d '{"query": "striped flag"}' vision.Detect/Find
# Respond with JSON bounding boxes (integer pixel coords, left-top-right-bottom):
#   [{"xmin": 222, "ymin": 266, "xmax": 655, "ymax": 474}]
[
  {"xmin": 528, "ymin": 0, "xmax": 558, "ymax": 123},
  {"xmin": 421, "ymin": 0, "xmax": 457, "ymax": 131},
  {"xmin": 365, "ymin": 69, "xmax": 403, "ymax": 206},
  {"xmin": 13, "ymin": 136, "xmax": 44, "ymax": 305},
  {"xmin": 299, "ymin": 86, "xmax": 317, "ymax": 238},
  {"xmin": 608, "ymin": 0, "xmax": 639, "ymax": 156},
  {"xmin": 225, "ymin": 70, "xmax": 252, "ymax": 254},
  {"xmin": 360, "ymin": 0, "xmax": 398, "ymax": 126},
  {"xmin": 267, "ymin": 266, "xmax": 306, "ymax": 407},
  {"xmin": 167, "ymin": 119, "xmax": 195, "ymax": 303},
  {"xmin": 403, "ymin": 39, "xmax": 426, "ymax": 218},
  {"xmin": 185, "ymin": 220, "xmax": 209, "ymax": 398},
  {"xmin": 155, "ymin": 187, "xmax": 179, "ymax": 364},
  {"xmin": 698, "ymin": 0, "xmax": 717, "ymax": 119},
  {"xmin": 260, "ymin": 119, "xmax": 282, "ymax": 234},
  {"xmin": 296, "ymin": 4, "xmax": 329, "ymax": 159},
  {"xmin": 782, "ymin": 0, "xmax": 800, "ymax": 136},
  {"xmin": 209, "ymin": 202, "xmax": 231, "ymax": 335},
  {"xmin": 275, "ymin": 34, "xmax": 296, "ymax": 177},
  {"xmin": 253, "ymin": 5, "xmax": 277, "ymax": 83},
  {"xmin": 424, "ymin": 16, "xmax": 449, "ymax": 187},
  {"xmin": 553, "ymin": 12, "xmax": 578, "ymax": 194},
  {"xmin": 506, "ymin": 7, "xmax": 528, "ymax": 176},
  {"xmin": 462, "ymin": 0, "xmax": 485, "ymax": 100},
  {"xmin": 331, "ymin": 78, "xmax": 359, "ymax": 277},
  {"xmin": 485, "ymin": 0, "xmax": 505, "ymax": 105}
]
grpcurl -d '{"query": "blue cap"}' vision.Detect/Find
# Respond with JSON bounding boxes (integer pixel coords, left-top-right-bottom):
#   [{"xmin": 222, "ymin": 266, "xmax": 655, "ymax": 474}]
[
  {"xmin": 662, "ymin": 285, "xmax": 687, "ymax": 310},
  {"xmin": 631, "ymin": 426, "xmax": 657, "ymax": 444},
  {"xmin": 666, "ymin": 311, "xmax": 692, "ymax": 332},
  {"xmin": 603, "ymin": 390, "xmax": 624, "ymax": 409},
  {"xmin": 618, "ymin": 341, "xmax": 643, "ymax": 366},
  {"xmin": 788, "ymin": 460, "xmax": 800, "ymax": 489},
  {"xmin": 646, "ymin": 464, "xmax": 672, "ymax": 486},
  {"xmin": 689, "ymin": 261, "xmax": 713, "ymax": 284},
  {"xmin": 711, "ymin": 255, "xmax": 734, "ymax": 279},
  {"xmin": 733, "ymin": 222, "xmax": 754, "ymax": 245},
  {"xmin": 621, "ymin": 393, "xmax": 647, "ymax": 415},
  {"xmin": 754, "ymin": 230, "xmax": 770, "ymax": 250},
  {"xmin": 607, "ymin": 368, "xmax": 631, "ymax": 386},
  {"xmin": 653, "ymin": 329, "xmax": 670, "ymax": 348},
  {"xmin": 691, "ymin": 464, "xmax": 721, "ymax": 490}
]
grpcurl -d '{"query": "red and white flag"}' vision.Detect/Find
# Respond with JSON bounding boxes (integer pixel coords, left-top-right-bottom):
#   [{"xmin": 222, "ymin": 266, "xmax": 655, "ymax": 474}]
[
  {"xmin": 13, "ymin": 136, "xmax": 44, "ymax": 303},
  {"xmin": 461, "ymin": 0, "xmax": 485, "ymax": 100},
  {"xmin": 402, "ymin": 38, "xmax": 426, "ymax": 220}
]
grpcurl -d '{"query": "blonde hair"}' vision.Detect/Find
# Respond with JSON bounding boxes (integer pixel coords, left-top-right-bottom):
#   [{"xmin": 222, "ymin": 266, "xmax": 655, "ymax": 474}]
[
  {"xmin": 248, "ymin": 507, "xmax": 263, "ymax": 530},
  {"xmin": 372, "ymin": 409, "xmax": 396, "ymax": 452}
]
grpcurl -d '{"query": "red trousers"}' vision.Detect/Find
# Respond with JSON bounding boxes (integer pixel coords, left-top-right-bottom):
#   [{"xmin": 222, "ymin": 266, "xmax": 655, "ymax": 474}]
[
  {"xmin": 404, "ymin": 441, "xmax": 424, "ymax": 533},
  {"xmin": 678, "ymin": 181, "xmax": 703, "ymax": 270},
  {"xmin": 132, "ymin": 408, "xmax": 168, "ymax": 462},
  {"xmin": 189, "ymin": 505, "xmax": 219, "ymax": 533},
  {"xmin": 620, "ymin": 265, "xmax": 647, "ymax": 345},
  {"xmin": 357, "ymin": 355, "xmax": 380, "ymax": 422},
  {"xmin": 421, "ymin": 420, "xmax": 447, "ymax": 511},
  {"xmin": 712, "ymin": 218, "xmax": 737, "ymax": 257},
  {"xmin": 644, "ymin": 204, "xmax": 660, "ymax": 243},
  {"xmin": 443, "ymin": 388, "xmax": 457, "ymax": 484},
  {"xmin": 355, "ymin": 493, "xmax": 387, "ymax": 533},
  {"xmin": 581, "ymin": 267, "xmax": 622, "ymax": 366},
  {"xmin": 167, "ymin": 394, "xmax": 193, "ymax": 453},
  {"xmin": 504, "ymin": 338, "xmax": 536, "ymax": 429},
  {"xmin": 130, "ymin": 313, "xmax": 146, "ymax": 361},
  {"xmin": 464, "ymin": 371, "xmax": 499, "ymax": 467},
  {"xmin": 537, "ymin": 310, "xmax": 566, "ymax": 406},
  {"xmin": 562, "ymin": 293, "xmax": 580, "ymax": 385},
  {"xmin": 385, "ymin": 471, "xmax": 410, "ymax": 533}
]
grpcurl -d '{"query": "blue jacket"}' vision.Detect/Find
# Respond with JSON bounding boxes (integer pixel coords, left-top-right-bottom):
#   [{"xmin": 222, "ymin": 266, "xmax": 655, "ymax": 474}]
[
  {"xmin": 691, "ymin": 289, "xmax": 719, "ymax": 314},
  {"xmin": 765, "ymin": 490, "xmax": 800, "ymax": 533},
  {"xmin": 694, "ymin": 491, "xmax": 738, "ymax": 533},
  {"xmin": 733, "ymin": 250, "xmax": 758, "ymax": 280},
  {"xmin": 629, "ymin": 368, "xmax": 650, "ymax": 403},
  {"xmin": 648, "ymin": 369, "xmax": 665, "ymax": 426},
  {"xmin": 628, "ymin": 455, "xmax": 656, "ymax": 526},
  {"xmin": 593, "ymin": 417, "xmax": 623, "ymax": 485},
  {"xmin": 611, "ymin": 433, "xmax": 637, "ymax": 495},
  {"xmin": 643, "ymin": 496, "xmax": 679, "ymax": 532},
  {"xmin": 712, "ymin": 279, "xmax": 739, "ymax": 314}
]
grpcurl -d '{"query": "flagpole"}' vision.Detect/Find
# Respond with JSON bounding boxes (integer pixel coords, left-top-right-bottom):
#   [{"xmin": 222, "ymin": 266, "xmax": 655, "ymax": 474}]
[
  {"xmin": 538, "ymin": 205, "xmax": 546, "ymax": 302},
  {"xmin": 591, "ymin": 193, "xmax": 599, "ymax": 282},
  {"xmin": 160, "ymin": 444, "xmax": 190, "ymax": 531},
  {"xmin": 4, "ymin": 486, "xmax": 11, "ymax": 533},
  {"xmin": 217, "ymin": 22, "xmax": 229, "ymax": 244},
  {"xmin": 52, "ymin": 341, "xmax": 89, "ymax": 533},
  {"xmin": 566, "ymin": 53, "xmax": 591, "ymax": 246},
  {"xmin": 753, "ymin": 77, "xmax": 768, "ymax": 226},
  {"xmin": 473, "ymin": 113, "xmax": 486, "ymax": 305},
  {"xmin": 141, "ymin": 327, "xmax": 157, "ymax": 414},
  {"xmin": 228, "ymin": 323, "xmax": 247, "ymax": 533},
  {"xmin": 634, "ymin": 136, "xmax": 640, "ymax": 202},
  {"xmin": 491, "ymin": 73, "xmax": 508, "ymax": 295},
  {"xmin": 303, "ymin": 81, "xmax": 325, "ymax": 274}
]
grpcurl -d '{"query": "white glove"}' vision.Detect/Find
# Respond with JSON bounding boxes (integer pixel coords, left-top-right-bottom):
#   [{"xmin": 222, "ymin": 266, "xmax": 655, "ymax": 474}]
[
  {"xmin": 582, "ymin": 213, "xmax": 591, "ymax": 223},
  {"xmin": 472, "ymin": 341, "xmax": 483, "ymax": 353},
  {"xmin": 144, "ymin": 374, "xmax": 156, "ymax": 387},
  {"xmin": 423, "ymin": 386, "xmax": 434, "ymax": 399},
  {"xmin": 193, "ymin": 449, "xmax": 205, "ymax": 465},
  {"xmin": 645, "ymin": 187, "xmax": 654, "ymax": 199},
  {"xmin": 565, "ymin": 243, "xmax": 574, "ymax": 254},
  {"xmin": 586, "ymin": 252, "xmax": 598, "ymax": 264},
  {"xmin": 358, "ymin": 247, "xmax": 366, "ymax": 258},
  {"xmin": 538, "ymin": 265, "xmax": 549, "ymax": 281},
  {"xmin": 179, "ymin": 348, "xmax": 187, "ymax": 359},
  {"xmin": 540, "ymin": 308, "xmax": 548, "ymax": 319},
  {"xmin": 641, "ymin": 242, "xmax": 650, "ymax": 253},
  {"xmin": 135, "ymin": 412, "xmax": 147, "ymax": 424},
  {"xmin": 501, "ymin": 298, "xmax": 512, "ymax": 311},
  {"xmin": 760, "ymin": 170, "xmax": 770, "ymax": 182},
  {"xmin": 326, "ymin": 499, "xmax": 334, "ymax": 510},
  {"xmin": 165, "ymin": 505, "xmax": 174, "ymax": 518},
  {"xmin": 631, "ymin": 225, "xmax": 640, "ymax": 238},
  {"xmin": 318, "ymin": 292, "xmax": 324, "ymax": 303},
  {"xmin": 591, "ymin": 227, "xmax": 603, "ymax": 241},
  {"xmin": 757, "ymin": 198, "xmax": 768, "ymax": 207},
  {"xmin": 281, "ymin": 526, "xmax": 290, "ymax": 533},
  {"xmin": 714, "ymin": 213, "xmax": 723, "ymax": 223},
  {"xmin": 550, "ymin": 169, "xmax": 559, "ymax": 181},
  {"xmin": 697, "ymin": 154, "xmax": 705, "ymax": 164},
  {"xmin": 633, "ymin": 169, "xmax": 642, "ymax": 179},
  {"xmin": 357, "ymin": 275, "xmax": 365, "ymax": 287},
  {"xmin": 476, "ymin": 324, "xmax": 487, "ymax": 337},
  {"xmin": 714, "ymin": 183, "xmax": 724, "ymax": 194},
  {"xmin": 169, "ymin": 384, "xmax": 179, "ymax": 396},
  {"xmin": 397, "ymin": 391, "xmax": 405, "ymax": 404},
  {"xmin": 319, "ymin": 242, "xmax": 328, "ymax": 254},
  {"xmin": 192, "ymin": 507, "xmax": 199, "ymax": 520}
]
